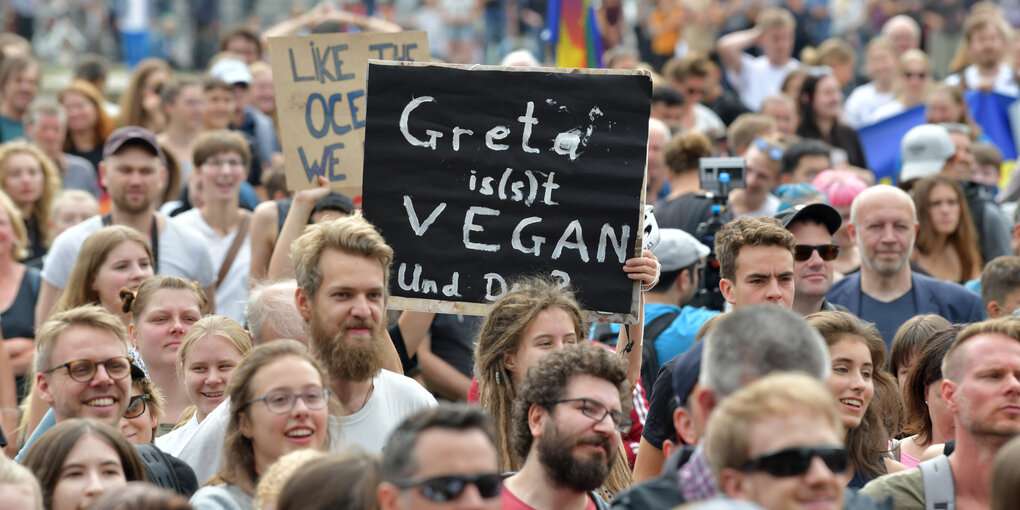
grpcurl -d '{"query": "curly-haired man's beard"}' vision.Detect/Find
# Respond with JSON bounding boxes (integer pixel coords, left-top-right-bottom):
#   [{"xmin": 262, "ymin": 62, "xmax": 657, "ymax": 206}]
[
  {"xmin": 536, "ymin": 419, "xmax": 616, "ymax": 493},
  {"xmin": 310, "ymin": 317, "xmax": 386, "ymax": 382}
]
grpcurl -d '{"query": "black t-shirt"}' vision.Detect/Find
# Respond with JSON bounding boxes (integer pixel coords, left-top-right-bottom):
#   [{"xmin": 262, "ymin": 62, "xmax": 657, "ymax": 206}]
[
  {"xmin": 641, "ymin": 356, "xmax": 679, "ymax": 450},
  {"xmin": 655, "ymin": 193, "xmax": 731, "ymax": 240},
  {"xmin": 428, "ymin": 314, "xmax": 482, "ymax": 378}
]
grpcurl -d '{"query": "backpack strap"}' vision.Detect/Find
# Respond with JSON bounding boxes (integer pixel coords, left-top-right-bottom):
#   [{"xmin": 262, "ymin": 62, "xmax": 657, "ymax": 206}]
[
  {"xmin": 214, "ymin": 212, "xmax": 251, "ymax": 289},
  {"xmin": 639, "ymin": 311, "xmax": 680, "ymax": 396},
  {"xmin": 919, "ymin": 455, "xmax": 955, "ymax": 510}
]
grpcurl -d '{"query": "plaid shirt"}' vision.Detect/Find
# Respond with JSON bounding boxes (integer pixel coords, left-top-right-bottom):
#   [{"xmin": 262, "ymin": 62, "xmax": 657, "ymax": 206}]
[{"xmin": 677, "ymin": 444, "xmax": 720, "ymax": 502}]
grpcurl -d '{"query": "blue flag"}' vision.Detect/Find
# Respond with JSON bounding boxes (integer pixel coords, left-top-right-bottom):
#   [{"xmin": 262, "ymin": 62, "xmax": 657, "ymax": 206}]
[
  {"xmin": 966, "ymin": 91, "xmax": 1018, "ymax": 160},
  {"xmin": 857, "ymin": 105, "xmax": 926, "ymax": 184}
]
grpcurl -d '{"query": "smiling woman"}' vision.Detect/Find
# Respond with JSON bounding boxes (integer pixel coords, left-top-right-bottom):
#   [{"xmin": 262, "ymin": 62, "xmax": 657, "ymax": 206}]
[
  {"xmin": 806, "ymin": 311, "xmax": 901, "ymax": 488},
  {"xmin": 0, "ymin": 140, "xmax": 62, "ymax": 265},
  {"xmin": 190, "ymin": 340, "xmax": 336, "ymax": 510}
]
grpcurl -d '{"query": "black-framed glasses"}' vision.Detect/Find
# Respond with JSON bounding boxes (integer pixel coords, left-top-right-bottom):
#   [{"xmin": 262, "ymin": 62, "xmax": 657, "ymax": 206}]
[
  {"xmin": 124, "ymin": 394, "xmax": 150, "ymax": 419},
  {"xmin": 755, "ymin": 138, "xmax": 783, "ymax": 161},
  {"xmin": 392, "ymin": 473, "xmax": 503, "ymax": 502},
  {"xmin": 246, "ymin": 388, "xmax": 330, "ymax": 414},
  {"xmin": 45, "ymin": 357, "xmax": 132, "ymax": 383},
  {"xmin": 743, "ymin": 445, "xmax": 848, "ymax": 477},
  {"xmin": 794, "ymin": 244, "xmax": 839, "ymax": 262},
  {"xmin": 551, "ymin": 398, "xmax": 634, "ymax": 433}
]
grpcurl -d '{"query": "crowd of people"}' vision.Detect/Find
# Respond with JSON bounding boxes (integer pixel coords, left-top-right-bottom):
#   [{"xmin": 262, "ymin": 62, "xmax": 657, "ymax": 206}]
[{"xmin": 3, "ymin": 1, "xmax": 1020, "ymax": 510}]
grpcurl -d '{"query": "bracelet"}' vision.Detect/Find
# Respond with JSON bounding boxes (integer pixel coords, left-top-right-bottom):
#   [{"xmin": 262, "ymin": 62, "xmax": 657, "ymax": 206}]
[{"xmin": 640, "ymin": 261, "xmax": 661, "ymax": 292}]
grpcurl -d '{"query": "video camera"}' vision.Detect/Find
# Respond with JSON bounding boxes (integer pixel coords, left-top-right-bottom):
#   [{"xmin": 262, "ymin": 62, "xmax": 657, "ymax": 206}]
[{"xmin": 693, "ymin": 157, "xmax": 746, "ymax": 311}]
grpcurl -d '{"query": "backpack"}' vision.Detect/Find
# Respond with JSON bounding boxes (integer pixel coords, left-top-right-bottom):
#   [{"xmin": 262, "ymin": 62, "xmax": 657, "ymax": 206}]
[
  {"xmin": 919, "ymin": 455, "xmax": 955, "ymax": 510},
  {"xmin": 593, "ymin": 312, "xmax": 680, "ymax": 397}
]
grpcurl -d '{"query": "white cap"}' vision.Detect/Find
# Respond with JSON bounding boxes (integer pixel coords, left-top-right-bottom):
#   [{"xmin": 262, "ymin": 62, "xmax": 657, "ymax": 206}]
[
  {"xmin": 210, "ymin": 58, "xmax": 253, "ymax": 85},
  {"xmin": 899, "ymin": 124, "xmax": 956, "ymax": 183},
  {"xmin": 653, "ymin": 229, "xmax": 710, "ymax": 271}
]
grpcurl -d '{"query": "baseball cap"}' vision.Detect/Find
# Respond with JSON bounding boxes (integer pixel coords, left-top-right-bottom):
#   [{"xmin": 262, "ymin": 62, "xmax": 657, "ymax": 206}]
[
  {"xmin": 209, "ymin": 58, "xmax": 253, "ymax": 85},
  {"xmin": 774, "ymin": 202, "xmax": 842, "ymax": 235},
  {"xmin": 653, "ymin": 229, "xmax": 710, "ymax": 272},
  {"xmin": 103, "ymin": 126, "xmax": 164, "ymax": 161},
  {"xmin": 671, "ymin": 341, "xmax": 704, "ymax": 408},
  {"xmin": 899, "ymin": 124, "xmax": 955, "ymax": 183}
]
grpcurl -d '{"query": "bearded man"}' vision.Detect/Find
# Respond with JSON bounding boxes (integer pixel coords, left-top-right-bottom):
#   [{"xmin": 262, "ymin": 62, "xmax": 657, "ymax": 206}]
[{"xmin": 292, "ymin": 213, "xmax": 437, "ymax": 449}]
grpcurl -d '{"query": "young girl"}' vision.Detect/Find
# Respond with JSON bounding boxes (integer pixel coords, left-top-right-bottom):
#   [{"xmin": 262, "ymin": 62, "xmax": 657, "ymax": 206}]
[
  {"xmin": 912, "ymin": 175, "xmax": 982, "ymax": 283},
  {"xmin": 122, "ymin": 275, "xmax": 209, "ymax": 431},
  {"xmin": 807, "ymin": 311, "xmax": 900, "ymax": 488},
  {"xmin": 189, "ymin": 340, "xmax": 333, "ymax": 509},
  {"xmin": 21, "ymin": 418, "xmax": 147, "ymax": 510},
  {"xmin": 156, "ymin": 315, "xmax": 251, "ymax": 454}
]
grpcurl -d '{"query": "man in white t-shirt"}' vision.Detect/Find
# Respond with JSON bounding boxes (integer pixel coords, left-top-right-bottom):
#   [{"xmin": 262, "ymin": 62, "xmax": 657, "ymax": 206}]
[
  {"xmin": 946, "ymin": 15, "xmax": 1019, "ymax": 97},
  {"xmin": 35, "ymin": 126, "xmax": 216, "ymax": 326},
  {"xmin": 173, "ymin": 214, "xmax": 436, "ymax": 483},
  {"xmin": 844, "ymin": 36, "xmax": 898, "ymax": 129},
  {"xmin": 717, "ymin": 7, "xmax": 799, "ymax": 113}
]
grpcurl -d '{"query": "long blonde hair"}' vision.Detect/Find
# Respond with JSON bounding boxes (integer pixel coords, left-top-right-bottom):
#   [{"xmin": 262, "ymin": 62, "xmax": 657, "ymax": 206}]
[
  {"xmin": 0, "ymin": 140, "xmax": 61, "ymax": 249},
  {"xmin": 0, "ymin": 190, "xmax": 29, "ymax": 260}
]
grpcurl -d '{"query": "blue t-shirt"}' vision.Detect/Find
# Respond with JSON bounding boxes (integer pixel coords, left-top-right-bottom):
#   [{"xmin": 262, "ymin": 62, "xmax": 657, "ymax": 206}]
[
  {"xmin": 0, "ymin": 115, "xmax": 25, "ymax": 143},
  {"xmin": 861, "ymin": 289, "xmax": 917, "ymax": 348},
  {"xmin": 590, "ymin": 303, "xmax": 719, "ymax": 367}
]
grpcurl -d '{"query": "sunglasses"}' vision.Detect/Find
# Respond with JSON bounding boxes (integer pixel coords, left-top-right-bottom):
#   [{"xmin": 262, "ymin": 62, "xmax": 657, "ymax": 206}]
[
  {"xmin": 755, "ymin": 138, "xmax": 783, "ymax": 161},
  {"xmin": 744, "ymin": 445, "xmax": 848, "ymax": 477},
  {"xmin": 794, "ymin": 244, "xmax": 839, "ymax": 262},
  {"xmin": 903, "ymin": 71, "xmax": 928, "ymax": 79},
  {"xmin": 392, "ymin": 473, "xmax": 503, "ymax": 502}
]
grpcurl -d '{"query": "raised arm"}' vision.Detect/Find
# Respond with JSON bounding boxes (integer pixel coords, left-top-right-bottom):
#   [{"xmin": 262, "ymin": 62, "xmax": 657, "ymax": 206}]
[
  {"xmin": 716, "ymin": 26, "xmax": 761, "ymax": 75},
  {"xmin": 619, "ymin": 249, "xmax": 658, "ymax": 390},
  {"xmin": 267, "ymin": 177, "xmax": 331, "ymax": 281}
]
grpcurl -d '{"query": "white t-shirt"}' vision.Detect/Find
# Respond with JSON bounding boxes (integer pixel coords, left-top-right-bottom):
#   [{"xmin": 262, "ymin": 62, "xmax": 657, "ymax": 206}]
[
  {"xmin": 176, "ymin": 369, "xmax": 437, "ymax": 484},
  {"xmin": 726, "ymin": 54, "xmax": 800, "ymax": 112},
  {"xmin": 946, "ymin": 63, "xmax": 1020, "ymax": 97},
  {"xmin": 170, "ymin": 210, "xmax": 251, "ymax": 323},
  {"xmin": 844, "ymin": 82, "xmax": 896, "ymax": 129},
  {"xmin": 154, "ymin": 414, "xmax": 199, "ymax": 457},
  {"xmin": 688, "ymin": 104, "xmax": 726, "ymax": 137},
  {"xmin": 41, "ymin": 214, "xmax": 217, "ymax": 289}
]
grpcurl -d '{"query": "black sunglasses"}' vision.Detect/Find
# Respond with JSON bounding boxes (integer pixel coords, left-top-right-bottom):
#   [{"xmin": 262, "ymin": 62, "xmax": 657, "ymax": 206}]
[
  {"xmin": 794, "ymin": 244, "xmax": 839, "ymax": 262},
  {"xmin": 744, "ymin": 445, "xmax": 848, "ymax": 477},
  {"xmin": 903, "ymin": 71, "xmax": 928, "ymax": 79},
  {"xmin": 392, "ymin": 473, "xmax": 503, "ymax": 502}
]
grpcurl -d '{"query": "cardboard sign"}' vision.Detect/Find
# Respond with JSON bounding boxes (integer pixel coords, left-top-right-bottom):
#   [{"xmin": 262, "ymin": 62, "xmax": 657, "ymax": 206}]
[
  {"xmin": 267, "ymin": 32, "xmax": 429, "ymax": 201},
  {"xmin": 362, "ymin": 62, "xmax": 650, "ymax": 322}
]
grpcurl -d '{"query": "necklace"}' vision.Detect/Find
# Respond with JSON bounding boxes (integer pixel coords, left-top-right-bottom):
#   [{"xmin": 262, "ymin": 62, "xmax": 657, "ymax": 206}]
[{"xmin": 359, "ymin": 380, "xmax": 375, "ymax": 412}]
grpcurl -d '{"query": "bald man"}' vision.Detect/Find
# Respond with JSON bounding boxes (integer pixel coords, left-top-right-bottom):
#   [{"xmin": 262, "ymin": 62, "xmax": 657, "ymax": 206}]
[{"xmin": 826, "ymin": 185, "xmax": 984, "ymax": 345}]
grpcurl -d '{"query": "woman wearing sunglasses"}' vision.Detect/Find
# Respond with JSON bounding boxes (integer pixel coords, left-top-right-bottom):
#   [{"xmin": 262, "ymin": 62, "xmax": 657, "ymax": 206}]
[
  {"xmin": 119, "ymin": 373, "xmax": 166, "ymax": 445},
  {"xmin": 190, "ymin": 340, "xmax": 334, "ymax": 510},
  {"xmin": 911, "ymin": 175, "xmax": 982, "ymax": 284},
  {"xmin": 806, "ymin": 311, "xmax": 901, "ymax": 488}
]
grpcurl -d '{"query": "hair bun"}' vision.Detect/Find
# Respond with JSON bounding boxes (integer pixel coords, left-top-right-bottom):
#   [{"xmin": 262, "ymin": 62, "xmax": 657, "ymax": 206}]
[{"xmin": 120, "ymin": 287, "xmax": 137, "ymax": 314}]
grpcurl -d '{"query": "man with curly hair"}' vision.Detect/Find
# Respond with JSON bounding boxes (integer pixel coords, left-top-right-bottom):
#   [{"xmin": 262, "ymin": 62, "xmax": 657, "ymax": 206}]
[{"xmin": 503, "ymin": 342, "xmax": 631, "ymax": 509}]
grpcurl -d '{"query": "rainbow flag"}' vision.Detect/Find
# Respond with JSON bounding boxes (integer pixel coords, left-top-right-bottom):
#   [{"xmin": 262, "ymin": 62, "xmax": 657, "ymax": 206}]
[{"xmin": 545, "ymin": 0, "xmax": 604, "ymax": 68}]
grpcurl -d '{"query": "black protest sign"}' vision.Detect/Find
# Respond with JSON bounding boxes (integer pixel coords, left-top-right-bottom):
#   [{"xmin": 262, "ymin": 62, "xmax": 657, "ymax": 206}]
[{"xmin": 362, "ymin": 62, "xmax": 650, "ymax": 320}]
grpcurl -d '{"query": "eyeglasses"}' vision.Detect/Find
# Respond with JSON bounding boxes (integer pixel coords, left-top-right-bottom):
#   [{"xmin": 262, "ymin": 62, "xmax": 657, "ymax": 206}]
[
  {"xmin": 45, "ymin": 357, "xmax": 132, "ymax": 383},
  {"xmin": 903, "ymin": 71, "xmax": 928, "ymax": 79},
  {"xmin": 685, "ymin": 87, "xmax": 703, "ymax": 97},
  {"xmin": 743, "ymin": 445, "xmax": 848, "ymax": 477},
  {"xmin": 755, "ymin": 138, "xmax": 783, "ymax": 162},
  {"xmin": 202, "ymin": 158, "xmax": 246, "ymax": 169},
  {"xmin": 124, "ymin": 394, "xmax": 150, "ymax": 419},
  {"xmin": 550, "ymin": 398, "xmax": 634, "ymax": 433},
  {"xmin": 392, "ymin": 473, "xmax": 503, "ymax": 502},
  {"xmin": 246, "ymin": 388, "xmax": 330, "ymax": 414},
  {"xmin": 794, "ymin": 244, "xmax": 840, "ymax": 262}
]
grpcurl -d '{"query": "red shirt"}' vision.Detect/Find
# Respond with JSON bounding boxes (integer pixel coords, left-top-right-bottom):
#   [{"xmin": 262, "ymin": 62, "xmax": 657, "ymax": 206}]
[{"xmin": 501, "ymin": 485, "xmax": 598, "ymax": 510}]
